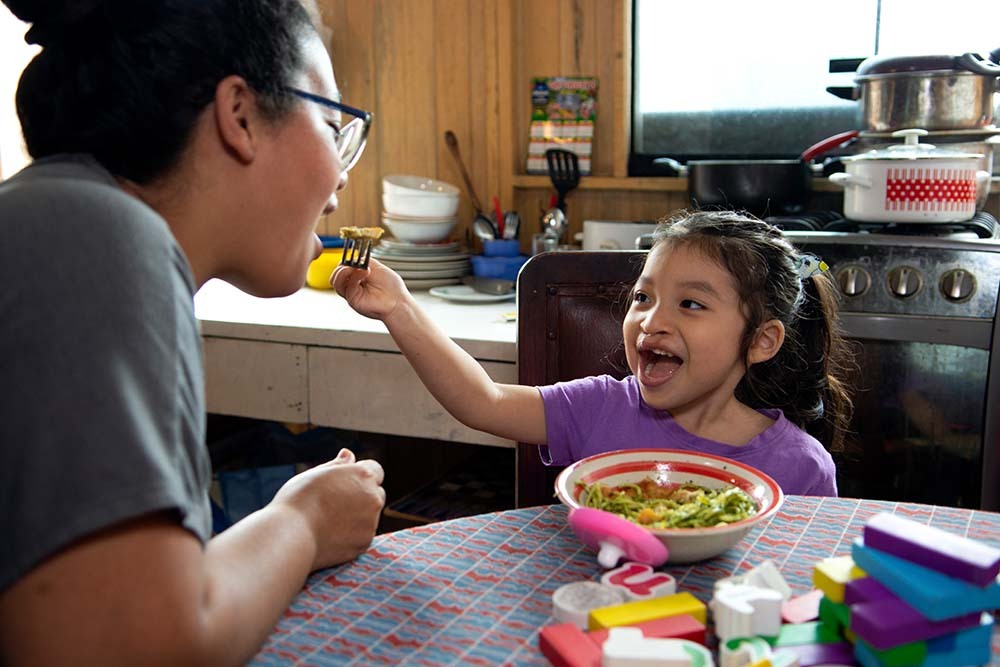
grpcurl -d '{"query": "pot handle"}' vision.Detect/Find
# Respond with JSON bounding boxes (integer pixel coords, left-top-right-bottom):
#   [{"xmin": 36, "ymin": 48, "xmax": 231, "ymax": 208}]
[
  {"xmin": 825, "ymin": 86, "xmax": 858, "ymax": 101},
  {"xmin": 829, "ymin": 172, "xmax": 871, "ymax": 189},
  {"xmin": 652, "ymin": 157, "xmax": 687, "ymax": 177},
  {"xmin": 956, "ymin": 51, "xmax": 1000, "ymax": 76},
  {"xmin": 801, "ymin": 130, "xmax": 860, "ymax": 162},
  {"xmin": 976, "ymin": 170, "xmax": 992, "ymax": 190}
]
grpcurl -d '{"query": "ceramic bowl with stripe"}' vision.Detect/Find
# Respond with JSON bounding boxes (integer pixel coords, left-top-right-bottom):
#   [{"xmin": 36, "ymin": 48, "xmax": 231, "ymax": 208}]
[{"xmin": 554, "ymin": 448, "xmax": 784, "ymax": 563}]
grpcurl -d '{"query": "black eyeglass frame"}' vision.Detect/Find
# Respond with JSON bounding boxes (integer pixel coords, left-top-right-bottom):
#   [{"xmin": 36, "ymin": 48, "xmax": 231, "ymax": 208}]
[{"xmin": 282, "ymin": 86, "xmax": 372, "ymax": 171}]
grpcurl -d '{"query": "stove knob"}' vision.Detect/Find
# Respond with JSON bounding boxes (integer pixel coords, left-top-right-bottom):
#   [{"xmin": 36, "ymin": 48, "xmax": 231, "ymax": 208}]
[
  {"xmin": 835, "ymin": 265, "xmax": 871, "ymax": 297},
  {"xmin": 939, "ymin": 268, "xmax": 976, "ymax": 303},
  {"xmin": 887, "ymin": 265, "xmax": 922, "ymax": 298}
]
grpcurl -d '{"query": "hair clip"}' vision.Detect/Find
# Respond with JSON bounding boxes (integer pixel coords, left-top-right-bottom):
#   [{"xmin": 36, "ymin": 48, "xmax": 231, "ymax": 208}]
[{"xmin": 795, "ymin": 253, "xmax": 829, "ymax": 280}]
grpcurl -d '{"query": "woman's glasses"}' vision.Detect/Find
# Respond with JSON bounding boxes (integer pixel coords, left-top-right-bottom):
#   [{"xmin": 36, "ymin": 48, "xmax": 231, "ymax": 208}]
[{"xmin": 282, "ymin": 87, "xmax": 372, "ymax": 172}]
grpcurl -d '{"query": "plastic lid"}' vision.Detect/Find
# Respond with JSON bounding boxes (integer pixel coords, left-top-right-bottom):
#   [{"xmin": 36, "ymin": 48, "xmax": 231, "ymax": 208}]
[{"xmin": 842, "ymin": 128, "xmax": 984, "ymax": 162}]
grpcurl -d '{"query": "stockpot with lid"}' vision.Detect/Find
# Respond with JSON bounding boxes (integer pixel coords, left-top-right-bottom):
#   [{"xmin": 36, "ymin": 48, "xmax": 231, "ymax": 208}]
[{"xmin": 829, "ymin": 49, "xmax": 1000, "ymax": 133}]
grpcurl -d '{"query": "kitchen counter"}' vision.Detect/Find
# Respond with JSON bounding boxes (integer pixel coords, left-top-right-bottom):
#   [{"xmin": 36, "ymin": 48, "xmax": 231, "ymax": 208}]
[{"xmin": 194, "ymin": 279, "xmax": 517, "ymax": 447}]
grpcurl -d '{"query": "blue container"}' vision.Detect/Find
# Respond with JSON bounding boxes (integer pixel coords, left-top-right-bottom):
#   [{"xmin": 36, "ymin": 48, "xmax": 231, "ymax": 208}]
[
  {"xmin": 471, "ymin": 254, "xmax": 528, "ymax": 282},
  {"xmin": 483, "ymin": 239, "xmax": 521, "ymax": 257}
]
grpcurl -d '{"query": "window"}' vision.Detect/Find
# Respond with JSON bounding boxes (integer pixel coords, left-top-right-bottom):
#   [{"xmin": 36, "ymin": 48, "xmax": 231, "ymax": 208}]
[
  {"xmin": 0, "ymin": 8, "xmax": 36, "ymax": 179},
  {"xmin": 630, "ymin": 0, "xmax": 1000, "ymax": 175}
]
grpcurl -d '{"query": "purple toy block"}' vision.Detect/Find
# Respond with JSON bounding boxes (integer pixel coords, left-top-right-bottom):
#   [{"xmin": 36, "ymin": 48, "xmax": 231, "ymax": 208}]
[
  {"xmin": 843, "ymin": 577, "xmax": 893, "ymax": 606},
  {"xmin": 773, "ymin": 640, "xmax": 856, "ymax": 667},
  {"xmin": 864, "ymin": 512, "xmax": 1000, "ymax": 587},
  {"xmin": 849, "ymin": 596, "xmax": 981, "ymax": 650}
]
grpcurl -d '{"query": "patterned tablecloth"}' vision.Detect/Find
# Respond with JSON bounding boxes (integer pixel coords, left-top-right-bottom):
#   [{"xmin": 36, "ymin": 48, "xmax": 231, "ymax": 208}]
[{"xmin": 250, "ymin": 496, "xmax": 1000, "ymax": 666}]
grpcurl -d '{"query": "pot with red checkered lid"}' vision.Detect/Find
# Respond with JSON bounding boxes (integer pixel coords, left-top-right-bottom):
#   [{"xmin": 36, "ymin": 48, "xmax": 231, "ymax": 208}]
[{"xmin": 828, "ymin": 128, "xmax": 992, "ymax": 223}]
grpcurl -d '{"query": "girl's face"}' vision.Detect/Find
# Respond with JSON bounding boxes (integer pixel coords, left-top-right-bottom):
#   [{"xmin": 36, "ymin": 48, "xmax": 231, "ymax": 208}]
[
  {"xmin": 235, "ymin": 32, "xmax": 347, "ymax": 296},
  {"xmin": 622, "ymin": 242, "xmax": 751, "ymax": 416}
]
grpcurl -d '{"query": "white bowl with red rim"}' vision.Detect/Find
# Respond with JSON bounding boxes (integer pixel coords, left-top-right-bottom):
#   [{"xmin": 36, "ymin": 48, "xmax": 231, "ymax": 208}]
[{"xmin": 554, "ymin": 448, "xmax": 784, "ymax": 563}]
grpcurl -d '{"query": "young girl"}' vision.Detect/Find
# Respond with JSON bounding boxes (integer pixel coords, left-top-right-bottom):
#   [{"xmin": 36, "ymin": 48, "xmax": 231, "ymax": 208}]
[{"xmin": 333, "ymin": 210, "xmax": 853, "ymax": 496}]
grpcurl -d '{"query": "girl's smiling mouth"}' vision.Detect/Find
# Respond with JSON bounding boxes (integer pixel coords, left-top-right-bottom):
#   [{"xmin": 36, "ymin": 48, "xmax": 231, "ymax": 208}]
[{"xmin": 637, "ymin": 342, "xmax": 683, "ymax": 386}]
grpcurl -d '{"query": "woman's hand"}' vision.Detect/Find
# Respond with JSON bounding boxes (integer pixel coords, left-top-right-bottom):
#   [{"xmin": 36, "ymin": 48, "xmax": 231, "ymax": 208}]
[
  {"xmin": 270, "ymin": 449, "xmax": 386, "ymax": 571},
  {"xmin": 331, "ymin": 259, "xmax": 410, "ymax": 321}
]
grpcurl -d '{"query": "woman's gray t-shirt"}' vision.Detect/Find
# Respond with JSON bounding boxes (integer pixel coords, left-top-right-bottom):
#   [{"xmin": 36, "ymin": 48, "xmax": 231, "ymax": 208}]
[{"xmin": 0, "ymin": 155, "xmax": 212, "ymax": 593}]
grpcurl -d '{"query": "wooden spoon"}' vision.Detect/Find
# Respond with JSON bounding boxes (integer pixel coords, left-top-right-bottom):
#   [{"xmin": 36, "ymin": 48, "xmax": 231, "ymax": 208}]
[{"xmin": 444, "ymin": 130, "xmax": 485, "ymax": 215}]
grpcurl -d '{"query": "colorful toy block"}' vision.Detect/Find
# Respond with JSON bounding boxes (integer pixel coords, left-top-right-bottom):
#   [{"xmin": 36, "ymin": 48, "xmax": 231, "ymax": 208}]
[
  {"xmin": 812, "ymin": 555, "xmax": 865, "ymax": 603},
  {"xmin": 851, "ymin": 539, "xmax": 1000, "ymax": 621},
  {"xmin": 588, "ymin": 591, "xmax": 707, "ymax": 631},
  {"xmin": 601, "ymin": 562, "xmax": 677, "ymax": 600},
  {"xmin": 844, "ymin": 577, "xmax": 981, "ymax": 649},
  {"xmin": 601, "ymin": 628, "xmax": 713, "ymax": 667},
  {"xmin": 773, "ymin": 640, "xmax": 855, "ymax": 667},
  {"xmin": 714, "ymin": 560, "xmax": 791, "ymax": 601},
  {"xmin": 552, "ymin": 581, "xmax": 626, "ymax": 629},
  {"xmin": 817, "ymin": 595, "xmax": 849, "ymax": 634},
  {"xmin": 864, "ymin": 512, "xmax": 1000, "ymax": 587},
  {"xmin": 780, "ymin": 589, "xmax": 823, "ymax": 624},
  {"xmin": 539, "ymin": 623, "xmax": 602, "ymax": 667},
  {"xmin": 854, "ymin": 615, "xmax": 993, "ymax": 667},
  {"xmin": 710, "ymin": 583, "xmax": 783, "ymax": 641},
  {"xmin": 772, "ymin": 621, "xmax": 842, "ymax": 648},
  {"xmin": 719, "ymin": 636, "xmax": 771, "ymax": 667},
  {"xmin": 854, "ymin": 637, "xmax": 927, "ymax": 667},
  {"xmin": 587, "ymin": 614, "xmax": 706, "ymax": 647}
]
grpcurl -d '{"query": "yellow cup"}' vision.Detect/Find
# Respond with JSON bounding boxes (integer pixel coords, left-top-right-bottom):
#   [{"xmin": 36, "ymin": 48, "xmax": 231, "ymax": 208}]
[{"xmin": 306, "ymin": 248, "xmax": 344, "ymax": 289}]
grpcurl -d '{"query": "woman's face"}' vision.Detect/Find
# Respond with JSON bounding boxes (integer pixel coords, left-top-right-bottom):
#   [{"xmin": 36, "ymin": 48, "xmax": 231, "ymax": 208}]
[{"xmin": 233, "ymin": 31, "xmax": 348, "ymax": 297}]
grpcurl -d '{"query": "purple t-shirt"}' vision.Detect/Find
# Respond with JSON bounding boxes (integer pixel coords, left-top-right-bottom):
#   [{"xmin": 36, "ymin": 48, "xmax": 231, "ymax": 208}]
[{"xmin": 538, "ymin": 374, "xmax": 837, "ymax": 497}]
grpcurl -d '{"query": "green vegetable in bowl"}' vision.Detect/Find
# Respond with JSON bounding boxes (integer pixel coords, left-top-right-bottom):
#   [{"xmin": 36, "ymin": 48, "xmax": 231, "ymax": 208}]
[{"xmin": 578, "ymin": 477, "xmax": 757, "ymax": 529}]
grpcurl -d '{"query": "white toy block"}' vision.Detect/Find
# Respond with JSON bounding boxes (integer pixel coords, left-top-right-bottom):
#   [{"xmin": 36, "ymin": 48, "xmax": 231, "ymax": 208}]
[
  {"xmin": 601, "ymin": 627, "xmax": 715, "ymax": 667},
  {"xmin": 713, "ymin": 561, "xmax": 791, "ymax": 601},
  {"xmin": 719, "ymin": 636, "xmax": 773, "ymax": 667},
  {"xmin": 553, "ymin": 580, "xmax": 627, "ymax": 629},
  {"xmin": 710, "ymin": 583, "xmax": 783, "ymax": 641},
  {"xmin": 601, "ymin": 562, "xmax": 677, "ymax": 601}
]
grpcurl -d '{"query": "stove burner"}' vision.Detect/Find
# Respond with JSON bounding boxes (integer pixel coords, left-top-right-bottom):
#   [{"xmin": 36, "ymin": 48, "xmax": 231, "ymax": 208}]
[{"xmin": 766, "ymin": 211, "xmax": 998, "ymax": 239}]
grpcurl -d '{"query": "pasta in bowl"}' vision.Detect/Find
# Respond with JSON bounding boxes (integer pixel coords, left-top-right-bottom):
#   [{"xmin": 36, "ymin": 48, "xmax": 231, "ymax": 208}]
[{"xmin": 554, "ymin": 449, "xmax": 784, "ymax": 563}]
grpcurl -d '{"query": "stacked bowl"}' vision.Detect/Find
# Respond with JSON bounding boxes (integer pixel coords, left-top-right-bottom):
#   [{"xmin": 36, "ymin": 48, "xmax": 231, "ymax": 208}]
[{"xmin": 381, "ymin": 174, "xmax": 460, "ymax": 244}]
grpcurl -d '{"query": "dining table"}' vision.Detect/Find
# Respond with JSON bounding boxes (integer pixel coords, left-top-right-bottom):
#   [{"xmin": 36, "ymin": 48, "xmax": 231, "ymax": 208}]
[{"xmin": 249, "ymin": 495, "xmax": 1000, "ymax": 666}]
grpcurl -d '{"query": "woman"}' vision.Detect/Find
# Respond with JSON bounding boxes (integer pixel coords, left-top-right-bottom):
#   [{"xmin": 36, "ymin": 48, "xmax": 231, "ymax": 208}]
[{"xmin": 0, "ymin": 2, "xmax": 385, "ymax": 665}]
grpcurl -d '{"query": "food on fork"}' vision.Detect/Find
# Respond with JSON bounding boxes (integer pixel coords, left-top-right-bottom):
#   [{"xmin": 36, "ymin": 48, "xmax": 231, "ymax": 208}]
[
  {"xmin": 338, "ymin": 226, "xmax": 384, "ymax": 269},
  {"xmin": 339, "ymin": 226, "xmax": 385, "ymax": 240}
]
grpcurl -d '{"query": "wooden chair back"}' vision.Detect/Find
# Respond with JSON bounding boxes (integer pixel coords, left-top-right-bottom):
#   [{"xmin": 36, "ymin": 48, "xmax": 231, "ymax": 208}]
[{"xmin": 515, "ymin": 250, "xmax": 646, "ymax": 507}]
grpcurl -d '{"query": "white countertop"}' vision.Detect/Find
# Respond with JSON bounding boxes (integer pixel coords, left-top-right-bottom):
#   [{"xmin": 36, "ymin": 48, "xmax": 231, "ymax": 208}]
[{"xmin": 194, "ymin": 279, "xmax": 517, "ymax": 363}]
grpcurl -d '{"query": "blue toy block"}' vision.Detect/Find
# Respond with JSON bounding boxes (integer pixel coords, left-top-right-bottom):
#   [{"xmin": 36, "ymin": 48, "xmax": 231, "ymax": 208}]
[{"xmin": 851, "ymin": 540, "xmax": 1000, "ymax": 621}]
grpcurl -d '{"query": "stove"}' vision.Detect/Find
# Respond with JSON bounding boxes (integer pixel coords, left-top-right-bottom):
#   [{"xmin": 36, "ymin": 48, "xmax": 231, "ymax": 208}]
[
  {"xmin": 765, "ymin": 211, "xmax": 999, "ymax": 239},
  {"xmin": 777, "ymin": 221, "xmax": 1000, "ymax": 509}
]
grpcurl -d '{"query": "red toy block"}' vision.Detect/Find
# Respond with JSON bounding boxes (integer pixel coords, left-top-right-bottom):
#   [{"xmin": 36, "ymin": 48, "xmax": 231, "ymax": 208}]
[
  {"xmin": 586, "ymin": 613, "xmax": 706, "ymax": 647},
  {"xmin": 539, "ymin": 623, "xmax": 602, "ymax": 667}
]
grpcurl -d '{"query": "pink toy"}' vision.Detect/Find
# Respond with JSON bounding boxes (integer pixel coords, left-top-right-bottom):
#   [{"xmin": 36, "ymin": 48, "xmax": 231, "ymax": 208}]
[
  {"xmin": 601, "ymin": 563, "xmax": 677, "ymax": 600},
  {"xmin": 569, "ymin": 508, "xmax": 669, "ymax": 568}
]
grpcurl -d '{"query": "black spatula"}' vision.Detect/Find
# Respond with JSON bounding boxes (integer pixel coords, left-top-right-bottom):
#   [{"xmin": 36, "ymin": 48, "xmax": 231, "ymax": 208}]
[{"xmin": 545, "ymin": 148, "xmax": 580, "ymax": 214}]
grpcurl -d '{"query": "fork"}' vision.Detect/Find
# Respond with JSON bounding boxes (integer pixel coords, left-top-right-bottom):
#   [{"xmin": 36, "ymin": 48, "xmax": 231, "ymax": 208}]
[{"xmin": 340, "ymin": 237, "xmax": 376, "ymax": 269}]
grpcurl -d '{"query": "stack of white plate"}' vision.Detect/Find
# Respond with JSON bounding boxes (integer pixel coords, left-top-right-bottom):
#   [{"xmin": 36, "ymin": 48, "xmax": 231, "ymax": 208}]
[{"xmin": 371, "ymin": 239, "xmax": 471, "ymax": 290}]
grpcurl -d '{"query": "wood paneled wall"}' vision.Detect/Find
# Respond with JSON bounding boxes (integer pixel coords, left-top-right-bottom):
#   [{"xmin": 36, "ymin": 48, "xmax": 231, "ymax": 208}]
[
  {"xmin": 313, "ymin": 0, "xmax": 682, "ymax": 248},
  {"xmin": 313, "ymin": 1, "xmax": 1000, "ymax": 247}
]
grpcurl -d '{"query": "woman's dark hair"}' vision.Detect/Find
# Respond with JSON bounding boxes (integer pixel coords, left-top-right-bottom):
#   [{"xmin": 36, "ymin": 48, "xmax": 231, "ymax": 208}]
[
  {"xmin": 650, "ymin": 210, "xmax": 854, "ymax": 453},
  {"xmin": 5, "ymin": 0, "xmax": 316, "ymax": 183}
]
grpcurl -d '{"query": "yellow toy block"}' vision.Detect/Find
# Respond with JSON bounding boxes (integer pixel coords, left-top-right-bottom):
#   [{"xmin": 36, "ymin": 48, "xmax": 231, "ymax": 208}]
[
  {"xmin": 588, "ymin": 591, "xmax": 706, "ymax": 631},
  {"xmin": 812, "ymin": 556, "xmax": 866, "ymax": 603}
]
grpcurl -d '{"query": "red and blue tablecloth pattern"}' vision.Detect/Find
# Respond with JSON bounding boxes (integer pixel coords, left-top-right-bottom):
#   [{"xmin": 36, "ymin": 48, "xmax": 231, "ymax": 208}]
[{"xmin": 250, "ymin": 496, "xmax": 1000, "ymax": 666}]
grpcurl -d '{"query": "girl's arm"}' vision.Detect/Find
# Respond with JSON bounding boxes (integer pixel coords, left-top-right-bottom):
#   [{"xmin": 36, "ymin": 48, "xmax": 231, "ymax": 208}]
[{"xmin": 332, "ymin": 262, "xmax": 548, "ymax": 445}]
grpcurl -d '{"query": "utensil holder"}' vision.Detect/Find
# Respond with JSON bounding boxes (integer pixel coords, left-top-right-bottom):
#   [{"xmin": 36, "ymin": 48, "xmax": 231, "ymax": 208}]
[{"xmin": 483, "ymin": 239, "xmax": 521, "ymax": 257}]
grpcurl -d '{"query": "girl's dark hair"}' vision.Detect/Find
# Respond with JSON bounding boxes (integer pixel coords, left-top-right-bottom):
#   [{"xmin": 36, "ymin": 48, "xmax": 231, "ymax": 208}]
[
  {"xmin": 5, "ymin": 0, "xmax": 316, "ymax": 183},
  {"xmin": 650, "ymin": 210, "xmax": 854, "ymax": 452}
]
